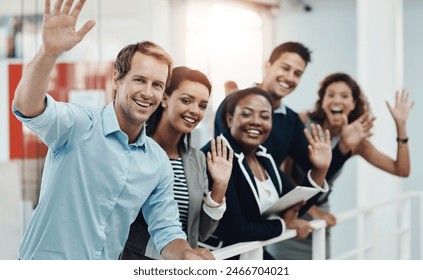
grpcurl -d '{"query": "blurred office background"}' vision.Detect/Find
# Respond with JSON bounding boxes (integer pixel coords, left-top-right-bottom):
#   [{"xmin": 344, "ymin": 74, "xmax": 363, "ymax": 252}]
[{"xmin": 0, "ymin": 0, "xmax": 422, "ymax": 259}]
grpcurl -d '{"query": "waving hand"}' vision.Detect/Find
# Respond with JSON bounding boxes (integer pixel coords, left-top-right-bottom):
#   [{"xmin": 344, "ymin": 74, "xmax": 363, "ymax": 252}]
[{"xmin": 43, "ymin": 0, "xmax": 96, "ymax": 57}]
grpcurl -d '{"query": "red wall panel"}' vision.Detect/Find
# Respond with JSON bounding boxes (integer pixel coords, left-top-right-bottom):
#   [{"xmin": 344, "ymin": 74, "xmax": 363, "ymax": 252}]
[{"xmin": 8, "ymin": 62, "xmax": 113, "ymax": 159}]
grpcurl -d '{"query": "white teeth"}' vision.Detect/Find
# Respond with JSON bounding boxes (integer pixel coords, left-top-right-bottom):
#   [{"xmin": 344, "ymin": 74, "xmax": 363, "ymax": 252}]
[
  {"xmin": 279, "ymin": 82, "xmax": 290, "ymax": 89},
  {"xmin": 330, "ymin": 107, "xmax": 343, "ymax": 114},
  {"xmin": 135, "ymin": 100, "xmax": 150, "ymax": 107},
  {"xmin": 246, "ymin": 129, "xmax": 260, "ymax": 135},
  {"xmin": 183, "ymin": 117, "xmax": 196, "ymax": 123}
]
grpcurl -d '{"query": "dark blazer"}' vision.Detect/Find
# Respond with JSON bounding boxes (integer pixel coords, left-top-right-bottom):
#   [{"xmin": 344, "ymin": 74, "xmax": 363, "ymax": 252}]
[
  {"xmin": 201, "ymin": 131, "xmax": 325, "ymax": 246},
  {"xmin": 121, "ymin": 147, "xmax": 219, "ymax": 259}
]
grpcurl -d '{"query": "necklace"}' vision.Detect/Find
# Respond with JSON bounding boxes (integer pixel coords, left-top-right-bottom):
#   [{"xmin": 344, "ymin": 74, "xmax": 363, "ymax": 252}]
[
  {"xmin": 252, "ymin": 156, "xmax": 273, "ymax": 197},
  {"xmin": 252, "ymin": 155, "xmax": 266, "ymax": 181},
  {"xmin": 254, "ymin": 157, "xmax": 272, "ymax": 198}
]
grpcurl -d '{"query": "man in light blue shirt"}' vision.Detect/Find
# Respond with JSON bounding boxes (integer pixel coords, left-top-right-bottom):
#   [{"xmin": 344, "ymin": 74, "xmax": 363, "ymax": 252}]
[{"xmin": 12, "ymin": 0, "xmax": 211, "ymax": 260}]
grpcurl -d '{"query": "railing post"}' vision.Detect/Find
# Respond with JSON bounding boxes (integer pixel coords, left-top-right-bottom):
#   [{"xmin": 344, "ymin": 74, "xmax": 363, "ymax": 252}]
[
  {"xmin": 398, "ymin": 197, "xmax": 410, "ymax": 259},
  {"xmin": 311, "ymin": 219, "xmax": 326, "ymax": 260}
]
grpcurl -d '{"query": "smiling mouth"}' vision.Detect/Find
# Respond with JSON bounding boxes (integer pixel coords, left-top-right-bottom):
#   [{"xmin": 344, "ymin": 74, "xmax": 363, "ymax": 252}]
[
  {"xmin": 279, "ymin": 81, "xmax": 291, "ymax": 90},
  {"xmin": 246, "ymin": 129, "xmax": 261, "ymax": 135},
  {"xmin": 134, "ymin": 100, "xmax": 151, "ymax": 108},
  {"xmin": 330, "ymin": 107, "xmax": 343, "ymax": 115},
  {"xmin": 182, "ymin": 116, "xmax": 196, "ymax": 124}
]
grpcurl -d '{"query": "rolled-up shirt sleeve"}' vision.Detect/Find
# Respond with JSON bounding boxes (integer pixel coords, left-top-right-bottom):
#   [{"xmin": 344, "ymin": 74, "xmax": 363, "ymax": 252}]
[
  {"xmin": 12, "ymin": 94, "xmax": 92, "ymax": 152},
  {"xmin": 142, "ymin": 160, "xmax": 187, "ymax": 253}
]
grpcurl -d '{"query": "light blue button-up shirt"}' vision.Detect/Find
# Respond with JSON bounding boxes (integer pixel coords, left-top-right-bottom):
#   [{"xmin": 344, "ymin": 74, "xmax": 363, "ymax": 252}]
[{"xmin": 13, "ymin": 95, "xmax": 186, "ymax": 259}]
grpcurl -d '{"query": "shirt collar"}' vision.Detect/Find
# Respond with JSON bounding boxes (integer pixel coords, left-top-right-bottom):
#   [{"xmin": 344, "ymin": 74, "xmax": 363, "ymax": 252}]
[
  {"xmin": 102, "ymin": 102, "xmax": 146, "ymax": 147},
  {"xmin": 252, "ymin": 82, "xmax": 287, "ymax": 115},
  {"xmin": 274, "ymin": 101, "xmax": 287, "ymax": 115}
]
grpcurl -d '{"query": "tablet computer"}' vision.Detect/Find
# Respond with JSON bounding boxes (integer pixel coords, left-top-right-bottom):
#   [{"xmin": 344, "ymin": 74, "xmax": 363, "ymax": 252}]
[{"xmin": 262, "ymin": 186, "xmax": 320, "ymax": 217}]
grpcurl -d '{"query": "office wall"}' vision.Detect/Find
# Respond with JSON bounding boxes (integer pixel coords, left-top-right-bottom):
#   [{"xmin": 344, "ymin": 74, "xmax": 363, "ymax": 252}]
[
  {"xmin": 404, "ymin": 0, "xmax": 423, "ymax": 259},
  {"xmin": 0, "ymin": 62, "xmax": 9, "ymax": 163},
  {"xmin": 0, "ymin": 161, "xmax": 21, "ymax": 259}
]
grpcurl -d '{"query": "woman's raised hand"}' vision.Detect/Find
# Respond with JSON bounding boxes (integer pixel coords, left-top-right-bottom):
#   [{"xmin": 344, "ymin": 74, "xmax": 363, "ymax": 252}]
[
  {"xmin": 207, "ymin": 136, "xmax": 234, "ymax": 203},
  {"xmin": 304, "ymin": 124, "xmax": 332, "ymax": 171},
  {"xmin": 386, "ymin": 89, "xmax": 414, "ymax": 127}
]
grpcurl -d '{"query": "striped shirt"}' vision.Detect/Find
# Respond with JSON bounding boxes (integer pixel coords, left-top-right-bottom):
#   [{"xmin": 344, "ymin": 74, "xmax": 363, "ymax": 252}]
[{"xmin": 169, "ymin": 158, "xmax": 189, "ymax": 233}]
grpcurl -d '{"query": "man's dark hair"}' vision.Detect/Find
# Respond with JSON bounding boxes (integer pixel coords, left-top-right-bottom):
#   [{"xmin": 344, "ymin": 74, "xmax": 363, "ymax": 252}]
[{"xmin": 268, "ymin": 41, "xmax": 312, "ymax": 65}]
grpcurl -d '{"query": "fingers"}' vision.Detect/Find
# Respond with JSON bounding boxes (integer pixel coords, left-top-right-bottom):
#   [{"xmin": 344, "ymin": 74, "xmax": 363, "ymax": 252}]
[
  {"xmin": 329, "ymin": 216, "xmax": 337, "ymax": 227},
  {"xmin": 357, "ymin": 112, "xmax": 369, "ymax": 124},
  {"xmin": 217, "ymin": 136, "xmax": 225, "ymax": 157},
  {"xmin": 77, "ymin": 20, "xmax": 96, "ymax": 38},
  {"xmin": 401, "ymin": 90, "xmax": 415, "ymax": 110},
  {"xmin": 304, "ymin": 124, "xmax": 329, "ymax": 145},
  {"xmin": 341, "ymin": 113, "xmax": 348, "ymax": 126},
  {"xmin": 45, "ymin": 0, "xmax": 52, "ymax": 16},
  {"xmin": 325, "ymin": 129, "xmax": 331, "ymax": 145},
  {"xmin": 395, "ymin": 89, "xmax": 415, "ymax": 109},
  {"xmin": 206, "ymin": 151, "xmax": 212, "ymax": 166},
  {"xmin": 49, "ymin": 0, "xmax": 84, "ymax": 17},
  {"xmin": 316, "ymin": 124, "xmax": 325, "ymax": 143},
  {"xmin": 397, "ymin": 89, "xmax": 410, "ymax": 105},
  {"xmin": 289, "ymin": 219, "xmax": 314, "ymax": 239},
  {"xmin": 53, "ymin": 0, "xmax": 64, "ymax": 16},
  {"xmin": 51, "ymin": 0, "xmax": 78, "ymax": 16},
  {"xmin": 355, "ymin": 113, "xmax": 374, "ymax": 135},
  {"xmin": 362, "ymin": 115, "xmax": 375, "ymax": 131},
  {"xmin": 293, "ymin": 200, "xmax": 306, "ymax": 211},
  {"xmin": 409, "ymin": 100, "xmax": 415, "ymax": 110},
  {"xmin": 210, "ymin": 137, "xmax": 217, "ymax": 159},
  {"xmin": 221, "ymin": 137, "xmax": 233, "ymax": 162},
  {"xmin": 400, "ymin": 89, "xmax": 408, "ymax": 103},
  {"xmin": 70, "ymin": 0, "xmax": 87, "ymax": 19},
  {"xmin": 227, "ymin": 148, "xmax": 234, "ymax": 163},
  {"xmin": 303, "ymin": 124, "xmax": 318, "ymax": 145},
  {"xmin": 303, "ymin": 128, "xmax": 314, "ymax": 146},
  {"xmin": 310, "ymin": 124, "xmax": 319, "ymax": 141},
  {"xmin": 192, "ymin": 248, "xmax": 215, "ymax": 260},
  {"xmin": 395, "ymin": 89, "xmax": 401, "ymax": 105},
  {"xmin": 62, "ymin": 0, "xmax": 75, "ymax": 14},
  {"xmin": 48, "ymin": 0, "xmax": 95, "ymax": 37},
  {"xmin": 211, "ymin": 136, "xmax": 232, "ymax": 162}
]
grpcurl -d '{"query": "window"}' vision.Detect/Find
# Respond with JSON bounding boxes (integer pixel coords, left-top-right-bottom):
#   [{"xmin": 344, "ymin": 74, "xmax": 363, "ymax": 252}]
[{"xmin": 185, "ymin": 0, "xmax": 269, "ymax": 146}]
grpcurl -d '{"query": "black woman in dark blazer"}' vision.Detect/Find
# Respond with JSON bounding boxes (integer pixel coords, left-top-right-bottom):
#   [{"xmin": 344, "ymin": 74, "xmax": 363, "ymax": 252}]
[{"xmin": 202, "ymin": 87, "xmax": 331, "ymax": 259}]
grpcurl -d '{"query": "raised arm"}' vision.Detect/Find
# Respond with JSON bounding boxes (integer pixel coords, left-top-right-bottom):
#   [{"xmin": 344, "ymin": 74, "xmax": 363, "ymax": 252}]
[
  {"xmin": 13, "ymin": 0, "xmax": 95, "ymax": 117},
  {"xmin": 357, "ymin": 90, "xmax": 414, "ymax": 177}
]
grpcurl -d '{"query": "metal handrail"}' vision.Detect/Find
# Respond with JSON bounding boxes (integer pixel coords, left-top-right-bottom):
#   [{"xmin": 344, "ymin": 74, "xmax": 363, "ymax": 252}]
[{"xmin": 211, "ymin": 191, "xmax": 423, "ymax": 260}]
